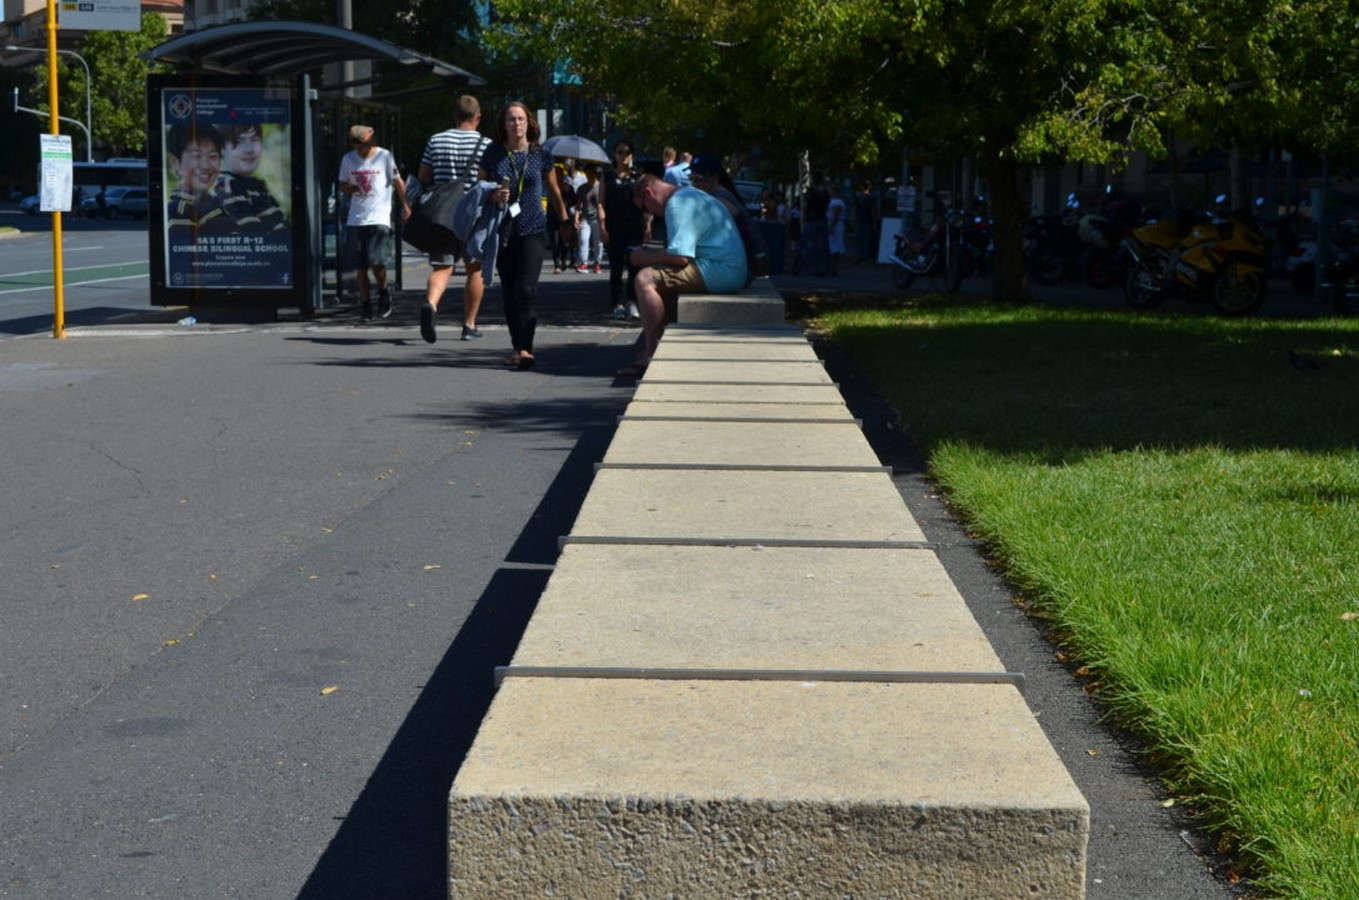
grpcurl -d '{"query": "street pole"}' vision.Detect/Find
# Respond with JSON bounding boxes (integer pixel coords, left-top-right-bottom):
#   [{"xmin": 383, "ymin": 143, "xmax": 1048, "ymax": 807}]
[
  {"xmin": 64, "ymin": 49, "xmax": 92, "ymax": 163},
  {"xmin": 5, "ymin": 44, "xmax": 93, "ymax": 162},
  {"xmin": 337, "ymin": 0, "xmax": 353, "ymax": 98},
  {"xmin": 46, "ymin": 0, "xmax": 66, "ymax": 339}
]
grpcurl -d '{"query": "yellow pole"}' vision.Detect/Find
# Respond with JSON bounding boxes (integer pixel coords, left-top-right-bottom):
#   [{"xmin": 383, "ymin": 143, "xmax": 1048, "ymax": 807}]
[{"xmin": 47, "ymin": 0, "xmax": 66, "ymax": 339}]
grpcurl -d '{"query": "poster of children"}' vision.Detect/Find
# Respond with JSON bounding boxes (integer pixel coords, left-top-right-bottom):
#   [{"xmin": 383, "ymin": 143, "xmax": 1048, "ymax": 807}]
[{"xmin": 162, "ymin": 87, "xmax": 294, "ymax": 289}]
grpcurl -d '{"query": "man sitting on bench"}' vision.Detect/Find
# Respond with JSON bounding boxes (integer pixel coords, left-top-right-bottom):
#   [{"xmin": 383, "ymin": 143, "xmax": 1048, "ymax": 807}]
[{"xmin": 615, "ymin": 173, "xmax": 747, "ymax": 378}]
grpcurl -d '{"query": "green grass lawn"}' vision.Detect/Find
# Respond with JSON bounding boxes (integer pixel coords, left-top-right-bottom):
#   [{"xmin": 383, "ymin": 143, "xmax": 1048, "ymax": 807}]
[{"xmin": 816, "ymin": 296, "xmax": 1359, "ymax": 898}]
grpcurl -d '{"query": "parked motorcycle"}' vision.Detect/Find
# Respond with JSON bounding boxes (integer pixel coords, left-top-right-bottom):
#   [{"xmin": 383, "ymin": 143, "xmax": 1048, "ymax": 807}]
[
  {"xmin": 890, "ymin": 205, "xmax": 990, "ymax": 292},
  {"xmin": 890, "ymin": 215, "xmax": 948, "ymax": 290},
  {"xmin": 1077, "ymin": 193, "xmax": 1142, "ymax": 288},
  {"xmin": 1121, "ymin": 196, "xmax": 1271, "ymax": 315},
  {"xmin": 1027, "ymin": 190, "xmax": 1138, "ymax": 289},
  {"xmin": 1317, "ymin": 252, "xmax": 1359, "ymax": 314},
  {"xmin": 950, "ymin": 202, "xmax": 994, "ymax": 289},
  {"xmin": 1026, "ymin": 200, "xmax": 1085, "ymax": 286},
  {"xmin": 1286, "ymin": 219, "xmax": 1357, "ymax": 296}
]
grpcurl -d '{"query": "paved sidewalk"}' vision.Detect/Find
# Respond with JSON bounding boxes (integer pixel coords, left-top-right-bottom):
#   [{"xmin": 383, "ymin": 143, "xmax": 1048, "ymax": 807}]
[{"xmin": 0, "ymin": 260, "xmax": 1247, "ymax": 897}]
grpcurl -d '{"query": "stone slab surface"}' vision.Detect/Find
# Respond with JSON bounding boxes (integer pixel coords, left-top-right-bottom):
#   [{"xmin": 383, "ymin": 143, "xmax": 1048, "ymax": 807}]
[
  {"xmin": 449, "ymin": 679, "xmax": 1088, "ymax": 898},
  {"xmin": 649, "ymin": 340, "xmax": 819, "ymax": 362},
  {"xmin": 514, "ymin": 544, "xmax": 1005, "ymax": 672},
  {"xmin": 643, "ymin": 359, "xmax": 833, "ymax": 385},
  {"xmin": 600, "ymin": 418, "xmax": 882, "ymax": 470},
  {"xmin": 567, "ymin": 468, "xmax": 926, "ymax": 544},
  {"xmin": 622, "ymin": 399, "xmax": 856, "ymax": 421},
  {"xmin": 677, "ymin": 295, "xmax": 786, "ymax": 325},
  {"xmin": 632, "ymin": 381, "xmax": 847, "ymax": 405}
]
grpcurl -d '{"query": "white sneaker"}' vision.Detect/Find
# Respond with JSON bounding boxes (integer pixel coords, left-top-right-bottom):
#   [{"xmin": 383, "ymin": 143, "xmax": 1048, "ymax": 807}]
[
  {"xmin": 610, "ymin": 304, "xmax": 627, "ymax": 320},
  {"xmin": 627, "ymin": 303, "xmax": 640, "ymax": 319}
]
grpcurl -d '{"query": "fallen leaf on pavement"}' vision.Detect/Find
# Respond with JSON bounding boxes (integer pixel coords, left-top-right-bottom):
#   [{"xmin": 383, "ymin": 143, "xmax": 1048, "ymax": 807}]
[{"xmin": 320, "ymin": 686, "xmax": 339, "ymax": 696}]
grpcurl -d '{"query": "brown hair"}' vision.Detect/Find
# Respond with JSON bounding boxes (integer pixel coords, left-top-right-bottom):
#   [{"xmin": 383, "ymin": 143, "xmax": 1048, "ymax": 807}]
[
  {"xmin": 454, "ymin": 95, "xmax": 480, "ymax": 124},
  {"xmin": 492, "ymin": 101, "xmax": 540, "ymax": 146}
]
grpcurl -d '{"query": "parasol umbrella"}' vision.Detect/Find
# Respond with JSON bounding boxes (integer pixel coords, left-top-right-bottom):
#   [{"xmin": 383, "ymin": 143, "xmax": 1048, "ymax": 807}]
[{"xmin": 541, "ymin": 134, "xmax": 610, "ymax": 164}]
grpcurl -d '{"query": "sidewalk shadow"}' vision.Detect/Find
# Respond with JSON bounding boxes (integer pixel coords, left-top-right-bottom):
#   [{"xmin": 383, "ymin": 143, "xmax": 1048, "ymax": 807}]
[
  {"xmin": 294, "ymin": 422, "xmax": 620, "ymax": 900},
  {"xmin": 0, "ymin": 306, "xmax": 172, "ymax": 336}
]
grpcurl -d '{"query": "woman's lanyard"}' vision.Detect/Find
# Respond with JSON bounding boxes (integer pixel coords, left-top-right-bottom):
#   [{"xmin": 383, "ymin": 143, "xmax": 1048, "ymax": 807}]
[{"xmin": 506, "ymin": 146, "xmax": 530, "ymax": 201}]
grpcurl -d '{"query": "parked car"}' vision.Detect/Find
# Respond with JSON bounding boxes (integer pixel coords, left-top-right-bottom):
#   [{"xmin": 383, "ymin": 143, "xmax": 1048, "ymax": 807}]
[
  {"xmin": 20, "ymin": 194, "xmax": 41, "ymax": 214},
  {"xmin": 79, "ymin": 186, "xmax": 150, "ymax": 219}
]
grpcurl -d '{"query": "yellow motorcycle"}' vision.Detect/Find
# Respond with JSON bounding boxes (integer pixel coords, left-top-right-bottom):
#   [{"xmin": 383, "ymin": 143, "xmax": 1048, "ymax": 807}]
[{"xmin": 1121, "ymin": 197, "xmax": 1271, "ymax": 315}]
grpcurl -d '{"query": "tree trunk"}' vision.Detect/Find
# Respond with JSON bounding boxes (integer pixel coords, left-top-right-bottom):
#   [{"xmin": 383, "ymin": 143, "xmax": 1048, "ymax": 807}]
[{"xmin": 980, "ymin": 144, "xmax": 1032, "ymax": 303}]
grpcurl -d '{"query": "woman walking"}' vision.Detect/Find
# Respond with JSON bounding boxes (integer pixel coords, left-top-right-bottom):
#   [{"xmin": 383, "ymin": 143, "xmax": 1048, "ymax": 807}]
[
  {"xmin": 597, "ymin": 140, "xmax": 648, "ymax": 319},
  {"xmin": 479, "ymin": 101, "xmax": 570, "ymax": 370}
]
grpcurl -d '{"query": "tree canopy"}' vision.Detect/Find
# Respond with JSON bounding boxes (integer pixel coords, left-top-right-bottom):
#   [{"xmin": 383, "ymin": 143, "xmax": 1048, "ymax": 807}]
[
  {"xmin": 487, "ymin": 0, "xmax": 1359, "ymax": 299},
  {"xmin": 24, "ymin": 13, "xmax": 172, "ymax": 157}
]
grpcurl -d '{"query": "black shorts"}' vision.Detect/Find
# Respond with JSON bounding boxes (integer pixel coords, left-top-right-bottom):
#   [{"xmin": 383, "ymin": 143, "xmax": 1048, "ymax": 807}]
[{"xmin": 346, "ymin": 224, "xmax": 393, "ymax": 268}]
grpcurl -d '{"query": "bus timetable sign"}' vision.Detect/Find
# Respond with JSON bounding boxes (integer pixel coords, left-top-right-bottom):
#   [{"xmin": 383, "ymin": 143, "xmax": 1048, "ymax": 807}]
[{"xmin": 59, "ymin": 1, "xmax": 140, "ymax": 31}]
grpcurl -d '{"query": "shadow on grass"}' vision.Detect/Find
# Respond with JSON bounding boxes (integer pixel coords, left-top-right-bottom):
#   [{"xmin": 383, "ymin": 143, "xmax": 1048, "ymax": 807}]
[{"xmin": 812, "ymin": 295, "xmax": 1359, "ymax": 459}]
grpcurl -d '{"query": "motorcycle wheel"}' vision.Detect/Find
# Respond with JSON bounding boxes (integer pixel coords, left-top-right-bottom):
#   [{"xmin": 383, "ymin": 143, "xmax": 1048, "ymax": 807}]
[
  {"xmin": 1030, "ymin": 248, "xmax": 1065, "ymax": 286},
  {"xmin": 1211, "ymin": 266, "xmax": 1265, "ymax": 315},
  {"xmin": 891, "ymin": 266, "xmax": 917, "ymax": 290},
  {"xmin": 1124, "ymin": 264, "xmax": 1164, "ymax": 309}
]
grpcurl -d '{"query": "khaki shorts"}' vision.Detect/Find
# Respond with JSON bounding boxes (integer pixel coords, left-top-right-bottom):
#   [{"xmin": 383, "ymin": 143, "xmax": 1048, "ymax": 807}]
[{"xmin": 650, "ymin": 260, "xmax": 708, "ymax": 320}]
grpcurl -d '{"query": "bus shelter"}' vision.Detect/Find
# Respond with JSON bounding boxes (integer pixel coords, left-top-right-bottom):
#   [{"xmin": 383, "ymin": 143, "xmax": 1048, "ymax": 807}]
[{"xmin": 141, "ymin": 22, "xmax": 483, "ymax": 322}]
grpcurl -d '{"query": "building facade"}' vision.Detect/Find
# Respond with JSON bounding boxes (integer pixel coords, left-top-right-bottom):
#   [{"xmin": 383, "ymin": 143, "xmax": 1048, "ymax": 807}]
[{"xmin": 181, "ymin": 0, "xmax": 254, "ymax": 30}]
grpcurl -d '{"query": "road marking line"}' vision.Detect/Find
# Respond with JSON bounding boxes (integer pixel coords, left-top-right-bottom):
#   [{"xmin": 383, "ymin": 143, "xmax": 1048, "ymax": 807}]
[{"xmin": 0, "ymin": 273, "xmax": 148, "ymax": 296}]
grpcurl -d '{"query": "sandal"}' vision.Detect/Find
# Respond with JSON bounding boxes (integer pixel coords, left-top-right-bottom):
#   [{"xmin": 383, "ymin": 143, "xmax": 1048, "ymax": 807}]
[
  {"xmin": 614, "ymin": 361, "xmax": 648, "ymax": 379},
  {"xmin": 517, "ymin": 353, "xmax": 537, "ymax": 371}
]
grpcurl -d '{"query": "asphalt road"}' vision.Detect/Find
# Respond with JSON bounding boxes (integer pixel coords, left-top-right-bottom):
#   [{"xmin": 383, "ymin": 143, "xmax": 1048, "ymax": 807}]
[{"xmin": 0, "ymin": 252, "xmax": 1254, "ymax": 897}]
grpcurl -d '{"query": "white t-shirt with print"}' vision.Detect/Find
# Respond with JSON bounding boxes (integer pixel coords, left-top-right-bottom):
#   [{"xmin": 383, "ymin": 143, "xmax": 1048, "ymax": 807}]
[{"xmin": 340, "ymin": 147, "xmax": 400, "ymax": 227}]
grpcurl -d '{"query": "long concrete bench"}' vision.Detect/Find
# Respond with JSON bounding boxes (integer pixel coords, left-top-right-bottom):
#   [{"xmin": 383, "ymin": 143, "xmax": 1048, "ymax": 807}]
[
  {"xmin": 676, "ymin": 275, "xmax": 786, "ymax": 324},
  {"xmin": 448, "ymin": 308, "xmax": 1089, "ymax": 897}
]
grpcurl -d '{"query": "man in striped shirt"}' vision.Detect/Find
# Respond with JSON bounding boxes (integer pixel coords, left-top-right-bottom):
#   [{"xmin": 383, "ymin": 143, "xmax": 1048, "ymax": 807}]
[{"xmin": 416, "ymin": 95, "xmax": 490, "ymax": 343}]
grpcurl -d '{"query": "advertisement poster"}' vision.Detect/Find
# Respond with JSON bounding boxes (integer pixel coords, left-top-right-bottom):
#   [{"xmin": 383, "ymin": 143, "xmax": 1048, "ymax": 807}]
[{"xmin": 161, "ymin": 87, "xmax": 293, "ymax": 290}]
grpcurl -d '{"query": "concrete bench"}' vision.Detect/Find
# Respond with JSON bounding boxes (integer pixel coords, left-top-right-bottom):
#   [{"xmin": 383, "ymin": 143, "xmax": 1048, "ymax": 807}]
[
  {"xmin": 676, "ymin": 276, "xmax": 786, "ymax": 325},
  {"xmin": 448, "ymin": 319, "xmax": 1089, "ymax": 897}
]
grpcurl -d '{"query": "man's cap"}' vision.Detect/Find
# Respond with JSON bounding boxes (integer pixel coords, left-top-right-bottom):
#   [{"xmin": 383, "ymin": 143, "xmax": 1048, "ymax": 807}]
[
  {"xmin": 689, "ymin": 154, "xmax": 724, "ymax": 176},
  {"xmin": 349, "ymin": 125, "xmax": 375, "ymax": 143}
]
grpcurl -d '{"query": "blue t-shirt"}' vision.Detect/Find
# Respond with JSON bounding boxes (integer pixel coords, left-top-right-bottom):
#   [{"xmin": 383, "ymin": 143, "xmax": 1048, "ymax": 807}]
[
  {"xmin": 480, "ymin": 143, "xmax": 552, "ymax": 237},
  {"xmin": 665, "ymin": 187, "xmax": 747, "ymax": 291}
]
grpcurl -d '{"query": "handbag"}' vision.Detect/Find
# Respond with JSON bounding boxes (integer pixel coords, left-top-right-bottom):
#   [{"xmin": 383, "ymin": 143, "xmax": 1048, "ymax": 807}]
[{"xmin": 403, "ymin": 180, "xmax": 466, "ymax": 256}]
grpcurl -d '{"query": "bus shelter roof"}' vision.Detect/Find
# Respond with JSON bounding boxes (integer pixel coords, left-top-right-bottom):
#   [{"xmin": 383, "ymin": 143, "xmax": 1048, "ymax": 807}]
[{"xmin": 142, "ymin": 21, "xmax": 484, "ymax": 84}]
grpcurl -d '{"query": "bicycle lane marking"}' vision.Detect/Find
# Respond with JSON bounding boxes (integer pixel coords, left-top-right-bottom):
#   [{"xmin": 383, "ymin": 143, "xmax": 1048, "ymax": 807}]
[{"xmin": 0, "ymin": 262, "xmax": 149, "ymax": 295}]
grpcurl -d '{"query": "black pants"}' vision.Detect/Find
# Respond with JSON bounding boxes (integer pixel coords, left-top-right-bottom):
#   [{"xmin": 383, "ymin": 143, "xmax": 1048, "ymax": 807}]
[
  {"xmin": 606, "ymin": 237, "xmax": 638, "ymax": 308},
  {"xmin": 498, "ymin": 232, "xmax": 545, "ymax": 353}
]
